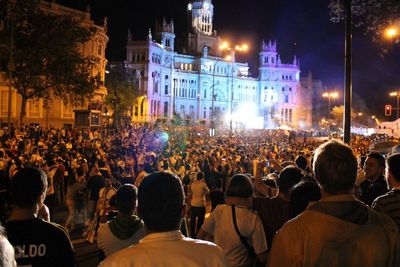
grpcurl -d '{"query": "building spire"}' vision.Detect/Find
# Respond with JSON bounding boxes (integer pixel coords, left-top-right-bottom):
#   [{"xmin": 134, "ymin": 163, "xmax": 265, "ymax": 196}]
[
  {"xmin": 127, "ymin": 28, "xmax": 132, "ymax": 42},
  {"xmin": 148, "ymin": 28, "xmax": 152, "ymax": 42}
]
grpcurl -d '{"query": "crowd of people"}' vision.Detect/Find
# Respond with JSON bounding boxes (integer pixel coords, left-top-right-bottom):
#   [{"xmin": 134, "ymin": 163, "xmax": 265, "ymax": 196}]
[{"xmin": 0, "ymin": 124, "xmax": 399, "ymax": 266}]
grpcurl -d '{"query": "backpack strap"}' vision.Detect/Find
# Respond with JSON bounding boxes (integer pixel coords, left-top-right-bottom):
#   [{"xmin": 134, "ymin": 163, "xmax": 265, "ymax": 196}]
[{"xmin": 231, "ymin": 205, "xmax": 256, "ymax": 258}]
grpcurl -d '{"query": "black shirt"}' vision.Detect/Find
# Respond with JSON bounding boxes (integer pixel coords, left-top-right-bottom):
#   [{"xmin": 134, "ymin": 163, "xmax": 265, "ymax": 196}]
[
  {"xmin": 87, "ymin": 174, "xmax": 105, "ymax": 201},
  {"xmin": 6, "ymin": 218, "xmax": 76, "ymax": 267},
  {"xmin": 360, "ymin": 175, "xmax": 388, "ymax": 206}
]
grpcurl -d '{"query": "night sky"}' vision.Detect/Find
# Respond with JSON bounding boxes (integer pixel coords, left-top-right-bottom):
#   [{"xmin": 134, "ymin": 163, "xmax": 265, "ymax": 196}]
[{"xmin": 57, "ymin": 0, "xmax": 400, "ymax": 118}]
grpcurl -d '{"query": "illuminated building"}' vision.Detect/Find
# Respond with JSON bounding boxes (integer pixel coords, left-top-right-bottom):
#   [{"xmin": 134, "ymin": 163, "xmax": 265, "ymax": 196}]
[
  {"xmin": 0, "ymin": 1, "xmax": 108, "ymax": 128},
  {"xmin": 125, "ymin": 0, "xmax": 310, "ymax": 129}
]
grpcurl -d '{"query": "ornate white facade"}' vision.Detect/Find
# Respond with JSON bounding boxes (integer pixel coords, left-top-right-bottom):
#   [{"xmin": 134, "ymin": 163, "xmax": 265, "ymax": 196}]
[{"xmin": 125, "ymin": 0, "xmax": 310, "ymax": 129}]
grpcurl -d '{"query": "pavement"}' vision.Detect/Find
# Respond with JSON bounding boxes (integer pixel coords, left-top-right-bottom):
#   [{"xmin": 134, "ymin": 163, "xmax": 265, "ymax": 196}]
[{"xmin": 52, "ymin": 206, "xmax": 101, "ymax": 267}]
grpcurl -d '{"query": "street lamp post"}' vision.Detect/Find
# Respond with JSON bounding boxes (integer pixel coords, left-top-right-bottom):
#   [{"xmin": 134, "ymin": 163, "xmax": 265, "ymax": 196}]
[
  {"xmin": 211, "ymin": 58, "xmax": 225, "ymax": 136},
  {"xmin": 230, "ymin": 51, "xmax": 234, "ymax": 137},
  {"xmin": 389, "ymin": 91, "xmax": 400, "ymax": 119},
  {"xmin": 322, "ymin": 91, "xmax": 338, "ymax": 120},
  {"xmin": 343, "ymin": 0, "xmax": 352, "ymax": 144},
  {"xmin": 219, "ymin": 42, "xmax": 248, "ymax": 137}
]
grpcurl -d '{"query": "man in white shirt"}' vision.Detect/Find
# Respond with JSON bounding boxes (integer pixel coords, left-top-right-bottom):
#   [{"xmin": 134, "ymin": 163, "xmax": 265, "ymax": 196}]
[{"xmin": 100, "ymin": 171, "xmax": 226, "ymax": 267}]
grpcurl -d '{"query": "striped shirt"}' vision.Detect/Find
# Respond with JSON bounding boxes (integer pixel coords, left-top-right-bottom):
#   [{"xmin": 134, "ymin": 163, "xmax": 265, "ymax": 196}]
[{"xmin": 372, "ymin": 189, "xmax": 400, "ymax": 229}]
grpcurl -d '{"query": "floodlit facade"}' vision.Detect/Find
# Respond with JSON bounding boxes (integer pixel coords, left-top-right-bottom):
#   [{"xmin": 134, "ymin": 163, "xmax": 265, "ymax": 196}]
[
  {"xmin": 125, "ymin": 0, "xmax": 311, "ymax": 129},
  {"xmin": 0, "ymin": 1, "xmax": 108, "ymax": 128}
]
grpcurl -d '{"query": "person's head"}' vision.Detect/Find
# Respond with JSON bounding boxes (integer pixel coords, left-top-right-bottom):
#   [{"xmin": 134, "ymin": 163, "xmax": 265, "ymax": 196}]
[
  {"xmin": 116, "ymin": 184, "xmax": 138, "ymax": 214},
  {"xmin": 10, "ymin": 167, "xmax": 48, "ymax": 209},
  {"xmin": 0, "ymin": 226, "xmax": 16, "ymax": 267},
  {"xmin": 295, "ymin": 155, "xmax": 308, "ymax": 171},
  {"xmin": 196, "ymin": 172, "xmax": 205, "ymax": 181},
  {"xmin": 385, "ymin": 153, "xmax": 400, "ymax": 189},
  {"xmin": 138, "ymin": 172, "xmax": 185, "ymax": 232},
  {"xmin": 277, "ymin": 166, "xmax": 303, "ymax": 194},
  {"xmin": 162, "ymin": 160, "xmax": 169, "ymax": 170},
  {"xmin": 313, "ymin": 140, "xmax": 357, "ymax": 195},
  {"xmin": 104, "ymin": 175, "xmax": 113, "ymax": 188},
  {"xmin": 364, "ymin": 152, "xmax": 385, "ymax": 181},
  {"xmin": 225, "ymin": 174, "xmax": 253, "ymax": 199},
  {"xmin": 289, "ymin": 181, "xmax": 321, "ymax": 219},
  {"xmin": 144, "ymin": 162, "xmax": 153, "ymax": 173}
]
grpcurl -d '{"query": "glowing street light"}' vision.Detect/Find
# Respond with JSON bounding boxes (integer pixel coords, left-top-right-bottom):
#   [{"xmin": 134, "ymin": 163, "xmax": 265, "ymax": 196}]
[
  {"xmin": 384, "ymin": 26, "xmax": 399, "ymax": 40},
  {"xmin": 218, "ymin": 40, "xmax": 249, "ymax": 136},
  {"xmin": 322, "ymin": 91, "xmax": 339, "ymax": 120},
  {"xmin": 389, "ymin": 91, "xmax": 400, "ymax": 119}
]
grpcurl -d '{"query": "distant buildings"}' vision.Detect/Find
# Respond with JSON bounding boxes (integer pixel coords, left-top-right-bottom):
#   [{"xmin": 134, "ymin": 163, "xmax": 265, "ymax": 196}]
[
  {"xmin": 125, "ymin": 0, "xmax": 312, "ymax": 129},
  {"xmin": 0, "ymin": 1, "xmax": 108, "ymax": 128}
]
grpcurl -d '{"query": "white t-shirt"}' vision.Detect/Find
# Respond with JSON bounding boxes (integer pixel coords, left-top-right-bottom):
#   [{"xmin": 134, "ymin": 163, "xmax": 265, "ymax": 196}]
[
  {"xmin": 190, "ymin": 180, "xmax": 209, "ymax": 207},
  {"xmin": 99, "ymin": 230, "xmax": 227, "ymax": 267},
  {"xmin": 202, "ymin": 204, "xmax": 268, "ymax": 267}
]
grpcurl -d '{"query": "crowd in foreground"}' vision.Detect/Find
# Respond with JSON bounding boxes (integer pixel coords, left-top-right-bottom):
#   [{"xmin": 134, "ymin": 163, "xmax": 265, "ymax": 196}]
[{"xmin": 0, "ymin": 124, "xmax": 399, "ymax": 267}]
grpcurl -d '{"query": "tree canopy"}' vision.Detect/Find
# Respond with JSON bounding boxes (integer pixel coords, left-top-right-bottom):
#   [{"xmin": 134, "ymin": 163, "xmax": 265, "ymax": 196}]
[
  {"xmin": 329, "ymin": 0, "xmax": 400, "ymax": 42},
  {"xmin": 0, "ymin": 0, "xmax": 99, "ymax": 124},
  {"xmin": 105, "ymin": 65, "xmax": 138, "ymax": 127}
]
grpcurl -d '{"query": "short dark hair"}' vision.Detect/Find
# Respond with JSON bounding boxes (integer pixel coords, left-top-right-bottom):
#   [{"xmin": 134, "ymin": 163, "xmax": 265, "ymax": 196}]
[
  {"xmin": 313, "ymin": 141, "xmax": 357, "ymax": 194},
  {"xmin": 225, "ymin": 174, "xmax": 253, "ymax": 198},
  {"xmin": 277, "ymin": 166, "xmax": 303, "ymax": 193},
  {"xmin": 295, "ymin": 155, "xmax": 308, "ymax": 170},
  {"xmin": 196, "ymin": 172, "xmax": 205, "ymax": 180},
  {"xmin": 116, "ymin": 184, "xmax": 138, "ymax": 214},
  {"xmin": 387, "ymin": 153, "xmax": 400, "ymax": 183},
  {"xmin": 10, "ymin": 167, "xmax": 48, "ymax": 208},
  {"xmin": 138, "ymin": 172, "xmax": 184, "ymax": 232},
  {"xmin": 366, "ymin": 152, "xmax": 385, "ymax": 168},
  {"xmin": 289, "ymin": 181, "xmax": 321, "ymax": 219}
]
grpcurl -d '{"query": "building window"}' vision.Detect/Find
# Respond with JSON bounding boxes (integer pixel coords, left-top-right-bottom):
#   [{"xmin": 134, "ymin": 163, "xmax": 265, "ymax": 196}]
[
  {"xmin": 165, "ymin": 85, "xmax": 168, "ymax": 95},
  {"xmin": 0, "ymin": 91, "xmax": 8, "ymax": 115},
  {"xmin": 164, "ymin": 102, "xmax": 168, "ymax": 117},
  {"xmin": 203, "ymin": 107, "xmax": 207, "ymax": 118},
  {"xmin": 166, "ymin": 39, "xmax": 170, "ymax": 47},
  {"xmin": 204, "ymin": 89, "xmax": 207, "ymax": 99},
  {"xmin": 289, "ymin": 109, "xmax": 292, "ymax": 122},
  {"xmin": 285, "ymin": 94, "xmax": 289, "ymax": 103}
]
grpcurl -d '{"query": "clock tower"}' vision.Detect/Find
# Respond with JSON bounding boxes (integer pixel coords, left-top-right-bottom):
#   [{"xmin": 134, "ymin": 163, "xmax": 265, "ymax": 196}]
[{"xmin": 187, "ymin": 0, "xmax": 220, "ymax": 56}]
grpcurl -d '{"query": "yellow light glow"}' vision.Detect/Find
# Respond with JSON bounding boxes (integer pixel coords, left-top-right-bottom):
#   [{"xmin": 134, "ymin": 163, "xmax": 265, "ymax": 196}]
[
  {"xmin": 220, "ymin": 41, "xmax": 229, "ymax": 50},
  {"xmin": 390, "ymin": 91, "xmax": 399, "ymax": 97},
  {"xmin": 358, "ymin": 112, "xmax": 363, "ymax": 116},
  {"xmin": 322, "ymin": 91, "xmax": 339, "ymax": 98},
  {"xmin": 242, "ymin": 44, "xmax": 249, "ymax": 51},
  {"xmin": 225, "ymin": 55, "xmax": 232, "ymax": 61},
  {"xmin": 385, "ymin": 27, "xmax": 399, "ymax": 39}
]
